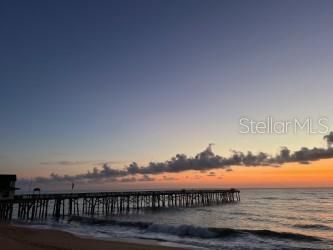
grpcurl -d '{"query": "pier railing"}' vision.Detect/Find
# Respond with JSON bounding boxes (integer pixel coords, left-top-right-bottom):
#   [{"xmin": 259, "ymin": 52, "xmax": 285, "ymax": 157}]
[{"xmin": 0, "ymin": 188, "xmax": 240, "ymax": 221}]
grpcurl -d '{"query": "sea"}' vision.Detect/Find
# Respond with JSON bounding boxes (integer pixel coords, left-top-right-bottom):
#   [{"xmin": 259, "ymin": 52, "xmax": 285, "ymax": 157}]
[{"xmin": 14, "ymin": 188, "xmax": 333, "ymax": 250}]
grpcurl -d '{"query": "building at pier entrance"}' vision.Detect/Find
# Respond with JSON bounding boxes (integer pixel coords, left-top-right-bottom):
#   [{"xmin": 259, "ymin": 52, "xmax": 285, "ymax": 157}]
[{"xmin": 0, "ymin": 175, "xmax": 18, "ymax": 200}]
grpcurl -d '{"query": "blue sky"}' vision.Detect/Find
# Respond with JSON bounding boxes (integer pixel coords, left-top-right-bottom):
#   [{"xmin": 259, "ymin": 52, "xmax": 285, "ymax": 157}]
[{"xmin": 1, "ymin": 0, "xmax": 333, "ymax": 178}]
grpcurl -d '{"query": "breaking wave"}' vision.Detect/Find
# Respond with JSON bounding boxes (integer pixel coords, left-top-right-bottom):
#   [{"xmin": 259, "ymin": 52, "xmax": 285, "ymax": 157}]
[
  {"xmin": 69, "ymin": 216, "xmax": 322, "ymax": 242},
  {"xmin": 293, "ymin": 224, "xmax": 332, "ymax": 230}
]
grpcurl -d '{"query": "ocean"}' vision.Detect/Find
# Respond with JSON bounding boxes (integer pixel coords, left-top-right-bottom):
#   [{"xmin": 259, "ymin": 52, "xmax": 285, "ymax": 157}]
[{"xmin": 14, "ymin": 188, "xmax": 333, "ymax": 250}]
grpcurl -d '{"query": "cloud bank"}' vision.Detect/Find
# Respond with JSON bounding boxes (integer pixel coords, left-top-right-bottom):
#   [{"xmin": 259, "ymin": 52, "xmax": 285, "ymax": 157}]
[{"xmin": 17, "ymin": 133, "xmax": 333, "ymax": 186}]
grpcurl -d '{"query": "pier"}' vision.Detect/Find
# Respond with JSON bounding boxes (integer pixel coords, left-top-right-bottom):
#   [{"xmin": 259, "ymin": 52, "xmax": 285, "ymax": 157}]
[{"xmin": 0, "ymin": 189, "xmax": 240, "ymax": 221}]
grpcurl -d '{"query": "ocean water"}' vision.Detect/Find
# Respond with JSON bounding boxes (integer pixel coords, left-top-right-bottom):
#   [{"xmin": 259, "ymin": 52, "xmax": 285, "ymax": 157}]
[{"xmin": 15, "ymin": 189, "xmax": 333, "ymax": 250}]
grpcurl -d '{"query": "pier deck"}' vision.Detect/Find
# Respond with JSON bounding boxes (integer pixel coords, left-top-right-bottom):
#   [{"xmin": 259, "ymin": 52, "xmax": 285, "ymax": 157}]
[{"xmin": 0, "ymin": 189, "xmax": 240, "ymax": 221}]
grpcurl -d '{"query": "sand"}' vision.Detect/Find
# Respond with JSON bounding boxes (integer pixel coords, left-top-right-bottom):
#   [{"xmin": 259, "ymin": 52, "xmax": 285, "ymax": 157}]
[{"xmin": 0, "ymin": 224, "xmax": 189, "ymax": 250}]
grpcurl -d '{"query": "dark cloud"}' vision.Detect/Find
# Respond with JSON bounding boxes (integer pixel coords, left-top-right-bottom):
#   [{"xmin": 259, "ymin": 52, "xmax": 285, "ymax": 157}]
[
  {"xmin": 119, "ymin": 177, "xmax": 137, "ymax": 182},
  {"xmin": 272, "ymin": 147, "xmax": 333, "ymax": 164},
  {"xmin": 161, "ymin": 175, "xmax": 178, "ymax": 181},
  {"xmin": 117, "ymin": 175, "xmax": 155, "ymax": 183},
  {"xmin": 124, "ymin": 145, "xmax": 333, "ymax": 175},
  {"xmin": 19, "ymin": 163, "xmax": 127, "ymax": 185},
  {"xmin": 137, "ymin": 174, "xmax": 155, "ymax": 182},
  {"xmin": 18, "ymin": 132, "xmax": 333, "ymax": 186},
  {"xmin": 324, "ymin": 132, "xmax": 333, "ymax": 148},
  {"xmin": 207, "ymin": 171, "xmax": 216, "ymax": 176}
]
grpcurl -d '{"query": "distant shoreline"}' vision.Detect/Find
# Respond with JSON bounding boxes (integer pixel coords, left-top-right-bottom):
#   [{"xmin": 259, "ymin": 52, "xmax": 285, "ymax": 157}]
[{"xmin": 0, "ymin": 224, "xmax": 189, "ymax": 250}]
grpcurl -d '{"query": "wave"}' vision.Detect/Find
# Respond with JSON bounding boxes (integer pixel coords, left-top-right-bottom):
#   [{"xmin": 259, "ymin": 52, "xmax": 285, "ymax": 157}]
[
  {"xmin": 238, "ymin": 229, "xmax": 321, "ymax": 242},
  {"xmin": 69, "ymin": 216, "xmax": 322, "ymax": 242},
  {"xmin": 261, "ymin": 197, "xmax": 304, "ymax": 201},
  {"xmin": 229, "ymin": 211, "xmax": 252, "ymax": 216},
  {"xmin": 262, "ymin": 197, "xmax": 280, "ymax": 200},
  {"xmin": 294, "ymin": 224, "xmax": 332, "ymax": 230}
]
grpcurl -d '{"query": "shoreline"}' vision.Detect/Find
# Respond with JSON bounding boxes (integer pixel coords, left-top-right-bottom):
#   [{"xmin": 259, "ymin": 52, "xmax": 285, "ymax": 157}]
[{"xmin": 0, "ymin": 224, "xmax": 191, "ymax": 250}]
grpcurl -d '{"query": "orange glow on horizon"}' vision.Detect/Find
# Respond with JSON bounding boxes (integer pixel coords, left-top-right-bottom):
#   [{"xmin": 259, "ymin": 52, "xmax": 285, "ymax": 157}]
[
  {"xmin": 107, "ymin": 159, "xmax": 333, "ymax": 189},
  {"xmin": 17, "ymin": 159, "xmax": 333, "ymax": 190},
  {"xmin": 169, "ymin": 159, "xmax": 333, "ymax": 188}
]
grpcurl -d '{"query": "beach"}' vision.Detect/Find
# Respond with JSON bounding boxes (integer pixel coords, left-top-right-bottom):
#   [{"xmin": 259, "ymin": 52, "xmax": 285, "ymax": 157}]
[{"xmin": 0, "ymin": 224, "xmax": 188, "ymax": 250}]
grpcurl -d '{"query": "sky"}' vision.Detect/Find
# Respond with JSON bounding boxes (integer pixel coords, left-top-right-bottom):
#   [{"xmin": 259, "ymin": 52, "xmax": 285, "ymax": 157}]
[{"xmin": 1, "ymin": 0, "xmax": 333, "ymax": 190}]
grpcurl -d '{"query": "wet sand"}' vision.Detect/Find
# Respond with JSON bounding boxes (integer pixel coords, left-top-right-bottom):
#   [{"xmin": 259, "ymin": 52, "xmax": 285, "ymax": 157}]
[{"xmin": 0, "ymin": 224, "xmax": 189, "ymax": 250}]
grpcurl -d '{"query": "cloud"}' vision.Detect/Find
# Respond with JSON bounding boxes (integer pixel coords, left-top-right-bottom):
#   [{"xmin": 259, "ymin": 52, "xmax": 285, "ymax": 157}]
[
  {"xmin": 161, "ymin": 175, "xmax": 178, "ymax": 181},
  {"xmin": 207, "ymin": 171, "xmax": 216, "ymax": 176},
  {"xmin": 324, "ymin": 132, "xmax": 333, "ymax": 148},
  {"xmin": 117, "ymin": 175, "xmax": 155, "ymax": 183},
  {"xmin": 137, "ymin": 174, "xmax": 155, "ymax": 182},
  {"xmin": 272, "ymin": 146, "xmax": 333, "ymax": 164},
  {"xmin": 18, "ymin": 132, "xmax": 333, "ymax": 186},
  {"xmin": 19, "ymin": 163, "xmax": 127, "ymax": 185}
]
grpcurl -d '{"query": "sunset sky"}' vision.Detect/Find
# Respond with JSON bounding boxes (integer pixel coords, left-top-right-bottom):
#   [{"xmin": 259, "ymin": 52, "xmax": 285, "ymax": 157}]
[{"xmin": 1, "ymin": 1, "xmax": 333, "ymax": 191}]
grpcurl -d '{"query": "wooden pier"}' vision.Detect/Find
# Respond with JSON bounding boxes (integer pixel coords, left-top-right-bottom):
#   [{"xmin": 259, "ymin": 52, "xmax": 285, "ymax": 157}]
[{"xmin": 0, "ymin": 189, "xmax": 240, "ymax": 221}]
